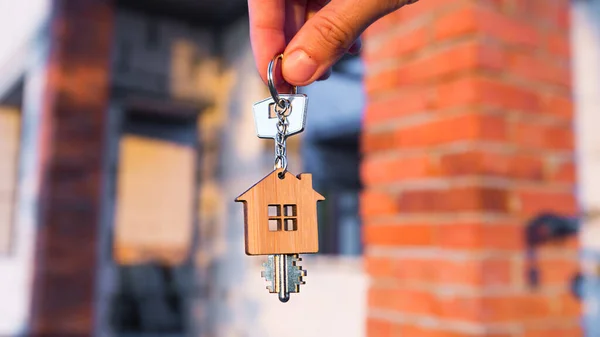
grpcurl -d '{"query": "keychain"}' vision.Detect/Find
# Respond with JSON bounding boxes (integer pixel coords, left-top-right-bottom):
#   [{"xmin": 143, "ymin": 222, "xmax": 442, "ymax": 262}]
[{"xmin": 235, "ymin": 54, "xmax": 325, "ymax": 302}]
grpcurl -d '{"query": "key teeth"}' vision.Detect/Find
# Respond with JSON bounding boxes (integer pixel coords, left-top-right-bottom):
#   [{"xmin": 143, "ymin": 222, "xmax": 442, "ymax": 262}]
[{"xmin": 262, "ymin": 254, "xmax": 309, "ymax": 298}]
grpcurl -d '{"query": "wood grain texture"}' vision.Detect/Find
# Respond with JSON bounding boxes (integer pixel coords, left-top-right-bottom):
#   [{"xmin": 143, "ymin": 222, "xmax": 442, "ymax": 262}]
[{"xmin": 235, "ymin": 169, "xmax": 325, "ymax": 255}]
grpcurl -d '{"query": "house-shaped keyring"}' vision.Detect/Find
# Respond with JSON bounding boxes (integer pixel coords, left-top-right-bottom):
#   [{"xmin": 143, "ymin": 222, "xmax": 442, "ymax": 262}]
[{"xmin": 235, "ymin": 169, "xmax": 325, "ymax": 255}]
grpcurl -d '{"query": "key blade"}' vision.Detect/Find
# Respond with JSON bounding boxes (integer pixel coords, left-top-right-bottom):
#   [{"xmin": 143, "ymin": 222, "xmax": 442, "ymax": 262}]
[
  {"xmin": 262, "ymin": 255, "xmax": 277, "ymax": 293},
  {"xmin": 286, "ymin": 254, "xmax": 305, "ymax": 294}
]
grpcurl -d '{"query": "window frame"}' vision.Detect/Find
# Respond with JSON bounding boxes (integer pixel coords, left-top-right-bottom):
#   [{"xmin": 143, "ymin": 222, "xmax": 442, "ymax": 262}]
[{"xmin": 268, "ymin": 204, "xmax": 297, "ymax": 231}]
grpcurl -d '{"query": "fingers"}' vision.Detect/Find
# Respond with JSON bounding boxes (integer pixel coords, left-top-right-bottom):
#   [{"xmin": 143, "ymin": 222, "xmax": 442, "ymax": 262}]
[
  {"xmin": 305, "ymin": 0, "xmax": 329, "ymax": 21},
  {"xmin": 282, "ymin": 0, "xmax": 403, "ymax": 86},
  {"xmin": 285, "ymin": 0, "xmax": 307, "ymax": 42},
  {"xmin": 317, "ymin": 68, "xmax": 332, "ymax": 81},
  {"xmin": 249, "ymin": 0, "xmax": 287, "ymax": 85},
  {"xmin": 348, "ymin": 37, "xmax": 362, "ymax": 55}
]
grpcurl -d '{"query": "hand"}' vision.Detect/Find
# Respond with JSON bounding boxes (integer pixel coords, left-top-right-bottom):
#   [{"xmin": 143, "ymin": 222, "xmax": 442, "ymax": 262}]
[{"xmin": 249, "ymin": 0, "xmax": 418, "ymax": 89}]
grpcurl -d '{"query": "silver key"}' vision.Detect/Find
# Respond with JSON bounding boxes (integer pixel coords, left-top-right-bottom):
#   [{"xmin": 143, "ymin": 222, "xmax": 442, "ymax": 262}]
[
  {"xmin": 261, "ymin": 254, "xmax": 306, "ymax": 302},
  {"xmin": 252, "ymin": 94, "xmax": 308, "ymax": 139}
]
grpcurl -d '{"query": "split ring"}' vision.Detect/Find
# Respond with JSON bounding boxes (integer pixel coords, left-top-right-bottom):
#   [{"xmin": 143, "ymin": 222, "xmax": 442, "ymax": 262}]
[{"xmin": 267, "ymin": 54, "xmax": 298, "ymax": 108}]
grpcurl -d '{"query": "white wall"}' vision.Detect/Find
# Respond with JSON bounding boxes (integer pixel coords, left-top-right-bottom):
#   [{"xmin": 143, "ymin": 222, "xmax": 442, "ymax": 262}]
[
  {"xmin": 573, "ymin": 1, "xmax": 600, "ymax": 256},
  {"xmin": 0, "ymin": 28, "xmax": 50, "ymax": 335},
  {"xmin": 572, "ymin": 1, "xmax": 600, "ymax": 335},
  {"xmin": 0, "ymin": 0, "xmax": 49, "ymax": 98}
]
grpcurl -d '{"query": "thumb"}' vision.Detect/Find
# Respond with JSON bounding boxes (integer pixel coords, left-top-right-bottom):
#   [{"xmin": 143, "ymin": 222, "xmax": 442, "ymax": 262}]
[{"xmin": 281, "ymin": 0, "xmax": 405, "ymax": 86}]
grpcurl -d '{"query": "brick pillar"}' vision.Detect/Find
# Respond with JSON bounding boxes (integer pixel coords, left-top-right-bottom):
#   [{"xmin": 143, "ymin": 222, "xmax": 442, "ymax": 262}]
[
  {"xmin": 361, "ymin": 1, "xmax": 580, "ymax": 336},
  {"xmin": 29, "ymin": 1, "xmax": 114, "ymax": 336}
]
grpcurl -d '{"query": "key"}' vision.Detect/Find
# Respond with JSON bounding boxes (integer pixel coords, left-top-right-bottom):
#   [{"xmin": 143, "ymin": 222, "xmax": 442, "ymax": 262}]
[
  {"xmin": 238, "ymin": 55, "xmax": 323, "ymax": 303},
  {"xmin": 252, "ymin": 94, "xmax": 308, "ymax": 139},
  {"xmin": 261, "ymin": 254, "xmax": 306, "ymax": 302}
]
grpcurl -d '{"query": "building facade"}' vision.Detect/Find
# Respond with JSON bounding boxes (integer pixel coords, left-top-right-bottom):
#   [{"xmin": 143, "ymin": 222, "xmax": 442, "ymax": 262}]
[{"xmin": 0, "ymin": 0, "xmax": 598, "ymax": 337}]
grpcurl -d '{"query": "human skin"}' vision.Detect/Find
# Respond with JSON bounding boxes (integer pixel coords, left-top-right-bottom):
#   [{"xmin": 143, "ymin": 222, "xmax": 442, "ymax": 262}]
[{"xmin": 248, "ymin": 0, "xmax": 419, "ymax": 89}]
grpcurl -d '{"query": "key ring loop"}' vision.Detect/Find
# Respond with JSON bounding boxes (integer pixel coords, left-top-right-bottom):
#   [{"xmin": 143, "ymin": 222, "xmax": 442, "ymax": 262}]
[{"xmin": 267, "ymin": 54, "xmax": 298, "ymax": 108}]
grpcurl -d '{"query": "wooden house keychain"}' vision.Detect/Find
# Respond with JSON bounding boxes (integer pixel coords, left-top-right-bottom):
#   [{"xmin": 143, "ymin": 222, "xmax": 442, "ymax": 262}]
[{"xmin": 235, "ymin": 54, "xmax": 325, "ymax": 302}]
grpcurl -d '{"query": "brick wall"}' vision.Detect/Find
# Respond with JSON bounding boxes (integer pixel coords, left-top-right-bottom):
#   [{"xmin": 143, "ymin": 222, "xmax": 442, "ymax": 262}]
[
  {"xmin": 361, "ymin": 1, "xmax": 579, "ymax": 336},
  {"xmin": 29, "ymin": 0, "xmax": 114, "ymax": 335}
]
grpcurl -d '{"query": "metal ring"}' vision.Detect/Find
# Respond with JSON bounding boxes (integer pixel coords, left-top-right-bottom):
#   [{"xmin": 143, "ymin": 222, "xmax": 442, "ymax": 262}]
[
  {"xmin": 274, "ymin": 99, "xmax": 290, "ymax": 115},
  {"xmin": 267, "ymin": 54, "xmax": 298, "ymax": 108}
]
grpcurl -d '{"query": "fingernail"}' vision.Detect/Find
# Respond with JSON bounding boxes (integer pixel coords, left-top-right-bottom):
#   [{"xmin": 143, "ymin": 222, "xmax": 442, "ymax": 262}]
[{"xmin": 283, "ymin": 50, "xmax": 318, "ymax": 84}]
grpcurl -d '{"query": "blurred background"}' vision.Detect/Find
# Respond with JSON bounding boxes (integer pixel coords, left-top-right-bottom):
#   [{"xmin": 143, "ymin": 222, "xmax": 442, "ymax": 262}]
[{"xmin": 0, "ymin": 0, "xmax": 598, "ymax": 336}]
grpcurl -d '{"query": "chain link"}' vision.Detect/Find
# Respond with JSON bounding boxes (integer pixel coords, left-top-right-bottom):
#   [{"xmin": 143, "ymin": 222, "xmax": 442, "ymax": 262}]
[{"xmin": 273, "ymin": 99, "xmax": 290, "ymax": 177}]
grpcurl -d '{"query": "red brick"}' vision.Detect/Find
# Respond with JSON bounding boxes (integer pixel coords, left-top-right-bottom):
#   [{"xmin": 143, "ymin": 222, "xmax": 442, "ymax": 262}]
[
  {"xmin": 361, "ymin": 154, "xmax": 438, "ymax": 185},
  {"xmin": 435, "ymin": 258, "xmax": 512, "ymax": 287},
  {"xmin": 511, "ymin": 121, "xmax": 574, "ymax": 151},
  {"xmin": 368, "ymin": 25, "xmax": 430, "ymax": 62},
  {"xmin": 390, "ymin": 258, "xmax": 438, "ymax": 284},
  {"xmin": 360, "ymin": 190, "xmax": 398, "ymax": 217},
  {"xmin": 397, "ymin": 40, "xmax": 504, "ymax": 85},
  {"xmin": 437, "ymin": 222, "xmax": 523, "ymax": 251},
  {"xmin": 366, "ymin": 318, "xmax": 393, "ymax": 337},
  {"xmin": 365, "ymin": 68, "xmax": 400, "ymax": 95},
  {"xmin": 559, "ymin": 292, "xmax": 582, "ymax": 317},
  {"xmin": 396, "ymin": 324, "xmax": 470, "ymax": 337},
  {"xmin": 433, "ymin": 5, "xmax": 479, "ymax": 41},
  {"xmin": 514, "ymin": 188, "xmax": 577, "ymax": 216},
  {"xmin": 368, "ymin": 286, "xmax": 393, "ymax": 310},
  {"xmin": 361, "ymin": 130, "xmax": 396, "ymax": 152},
  {"xmin": 536, "ymin": 257, "xmax": 579, "ymax": 286},
  {"xmin": 31, "ymin": 1, "xmax": 114, "ymax": 335},
  {"xmin": 541, "ymin": 93, "xmax": 573, "ymax": 120},
  {"xmin": 369, "ymin": 286, "xmax": 439, "ymax": 314},
  {"xmin": 548, "ymin": 160, "xmax": 576, "ymax": 184},
  {"xmin": 395, "ymin": 114, "xmax": 507, "ymax": 147},
  {"xmin": 481, "ymin": 294, "xmax": 553, "ymax": 322},
  {"xmin": 522, "ymin": 326, "xmax": 582, "ymax": 337},
  {"xmin": 479, "ymin": 8, "xmax": 541, "ymax": 48},
  {"xmin": 364, "ymin": 14, "xmax": 395, "ymax": 39},
  {"xmin": 437, "ymin": 76, "xmax": 541, "ymax": 112},
  {"xmin": 392, "ymin": 287, "xmax": 438, "ymax": 315},
  {"xmin": 507, "ymin": 51, "xmax": 570, "ymax": 87},
  {"xmin": 364, "ymin": 256, "xmax": 394, "ymax": 279},
  {"xmin": 363, "ymin": 223, "xmax": 435, "ymax": 246},
  {"xmin": 363, "ymin": 85, "xmax": 436, "ymax": 126},
  {"xmin": 394, "ymin": 0, "xmax": 454, "ymax": 22},
  {"xmin": 438, "ymin": 294, "xmax": 481, "ymax": 321},
  {"xmin": 398, "ymin": 187, "xmax": 509, "ymax": 213},
  {"xmin": 546, "ymin": 33, "xmax": 571, "ymax": 59},
  {"xmin": 434, "ymin": 4, "xmax": 540, "ymax": 48},
  {"xmin": 534, "ymin": 0, "xmax": 571, "ymax": 31},
  {"xmin": 440, "ymin": 150, "xmax": 544, "ymax": 180}
]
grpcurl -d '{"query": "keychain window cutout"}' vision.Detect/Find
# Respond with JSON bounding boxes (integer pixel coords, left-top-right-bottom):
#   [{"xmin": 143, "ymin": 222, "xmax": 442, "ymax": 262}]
[
  {"xmin": 268, "ymin": 205, "xmax": 281, "ymax": 217},
  {"xmin": 268, "ymin": 204, "xmax": 297, "ymax": 231},
  {"xmin": 268, "ymin": 103, "xmax": 292, "ymax": 119},
  {"xmin": 283, "ymin": 205, "xmax": 297, "ymax": 216},
  {"xmin": 268, "ymin": 218, "xmax": 282, "ymax": 231},
  {"xmin": 284, "ymin": 218, "xmax": 297, "ymax": 231}
]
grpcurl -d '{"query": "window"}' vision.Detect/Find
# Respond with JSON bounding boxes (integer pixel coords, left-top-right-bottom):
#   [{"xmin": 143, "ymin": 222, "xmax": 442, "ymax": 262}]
[
  {"xmin": 114, "ymin": 115, "xmax": 197, "ymax": 266},
  {"xmin": 0, "ymin": 107, "xmax": 20, "ymax": 255},
  {"xmin": 110, "ymin": 106, "xmax": 197, "ymax": 335},
  {"xmin": 268, "ymin": 204, "xmax": 297, "ymax": 231}
]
